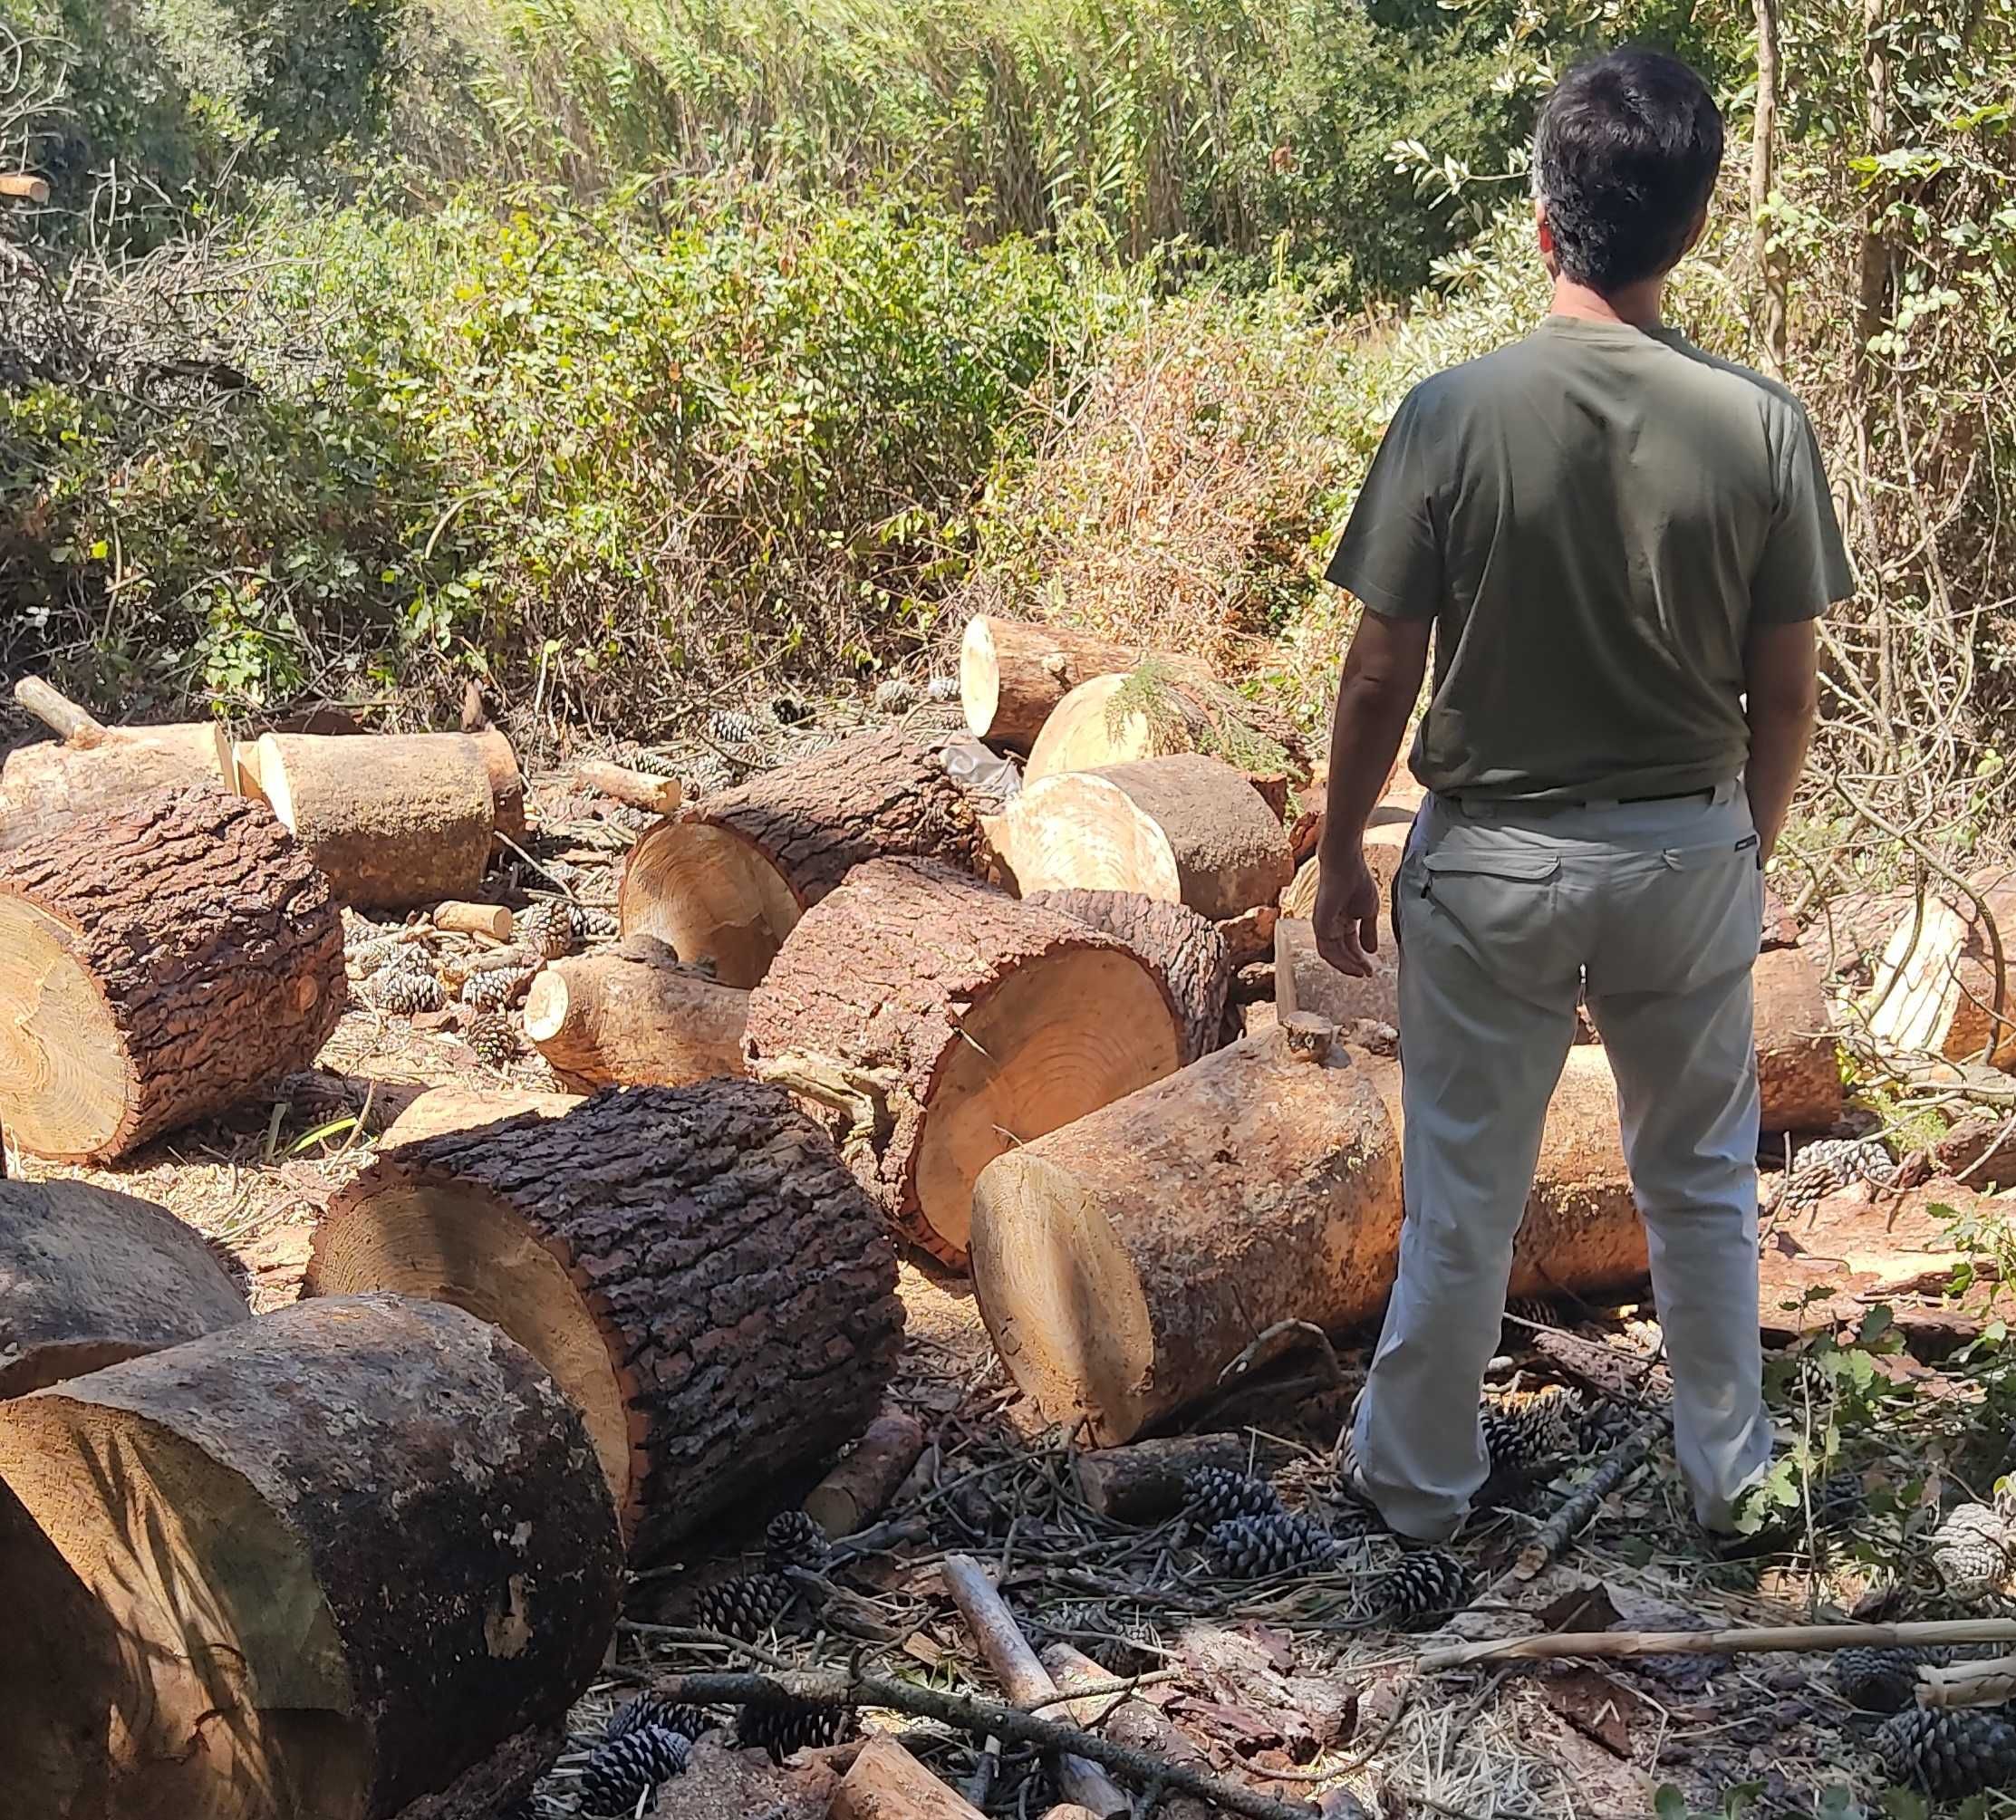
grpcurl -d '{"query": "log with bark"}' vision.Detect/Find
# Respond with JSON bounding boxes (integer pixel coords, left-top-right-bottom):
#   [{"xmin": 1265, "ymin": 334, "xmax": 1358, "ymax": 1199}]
[
  {"xmin": 985, "ymin": 754, "xmax": 1294, "ymax": 922},
  {"xmin": 834, "ymin": 1737, "xmax": 989, "ymax": 1820},
  {"xmin": 959, "ymin": 616, "xmax": 1143, "ymax": 752},
  {"xmin": 621, "ymin": 729, "xmax": 988, "ymax": 988},
  {"xmin": 1024, "ymin": 887, "xmax": 1231, "ymax": 1064},
  {"xmin": 1072, "ymin": 1433, "xmax": 1259, "ymax": 1522},
  {"xmin": 524, "ymin": 934, "xmax": 749, "ymax": 1089},
  {"xmin": 743, "ymin": 859, "xmax": 1184, "ymax": 1266},
  {"xmin": 803, "ymin": 1407, "xmax": 927, "ymax": 1536},
  {"xmin": 379, "ymin": 1084, "xmax": 584, "ymax": 1148},
  {"xmin": 1754, "ymin": 938, "xmax": 1844, "ymax": 1131},
  {"xmin": 0, "ymin": 786, "xmax": 346, "ymax": 1161},
  {"xmin": 309, "ymin": 1081, "xmax": 904, "ymax": 1556},
  {"xmin": 0, "ymin": 1295, "xmax": 621, "ymax": 1820},
  {"xmin": 1041, "ymin": 1645, "xmax": 1218, "ymax": 1820},
  {"xmin": 1864, "ymin": 870, "xmax": 2016, "ymax": 1068},
  {"xmin": 1025, "ymin": 666, "xmax": 1311, "ymax": 789},
  {"xmin": 969, "ymin": 1015, "xmax": 1403, "ymax": 1442},
  {"xmin": 0, "ymin": 1180, "xmax": 250, "ymax": 1395}
]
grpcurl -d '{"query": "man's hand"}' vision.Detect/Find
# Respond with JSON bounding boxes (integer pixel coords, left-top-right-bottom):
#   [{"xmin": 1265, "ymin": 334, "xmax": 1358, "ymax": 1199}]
[{"xmin": 1314, "ymin": 845, "xmax": 1382, "ymax": 977}]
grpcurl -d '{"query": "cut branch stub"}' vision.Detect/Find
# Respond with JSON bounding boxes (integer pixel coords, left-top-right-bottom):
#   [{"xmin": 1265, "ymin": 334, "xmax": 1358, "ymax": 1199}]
[
  {"xmin": 309, "ymin": 1081, "xmax": 904, "ymax": 1557},
  {"xmin": 744, "ymin": 858, "xmax": 1185, "ymax": 1266},
  {"xmin": 620, "ymin": 728, "xmax": 988, "ymax": 987}
]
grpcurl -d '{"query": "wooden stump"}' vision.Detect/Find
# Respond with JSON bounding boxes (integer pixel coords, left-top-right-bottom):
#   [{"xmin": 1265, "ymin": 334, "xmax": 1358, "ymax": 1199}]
[
  {"xmin": 0, "ymin": 1180, "xmax": 249, "ymax": 1395},
  {"xmin": 252, "ymin": 731, "xmax": 497, "ymax": 910},
  {"xmin": 621, "ymin": 729, "xmax": 987, "ymax": 987},
  {"xmin": 744, "ymin": 859, "xmax": 1184, "ymax": 1266},
  {"xmin": 986, "ymin": 754, "xmax": 1293, "ymax": 921},
  {"xmin": 1025, "ymin": 667, "xmax": 1311, "ymax": 789},
  {"xmin": 0, "ymin": 787, "xmax": 346, "ymax": 1161},
  {"xmin": 1024, "ymin": 887, "xmax": 1231, "ymax": 1064},
  {"xmin": 959, "ymin": 615, "xmax": 1141, "ymax": 752},
  {"xmin": 309, "ymin": 1082, "xmax": 904, "ymax": 1556},
  {"xmin": 523, "ymin": 934, "xmax": 749, "ymax": 1090},
  {"xmin": 1756, "ymin": 939, "xmax": 1843, "ymax": 1131},
  {"xmin": 969, "ymin": 1015, "xmax": 1403, "ymax": 1442},
  {"xmin": 0, "ymin": 1295, "xmax": 621, "ymax": 1820},
  {"xmin": 1071, "ymin": 1433, "xmax": 1257, "ymax": 1521}
]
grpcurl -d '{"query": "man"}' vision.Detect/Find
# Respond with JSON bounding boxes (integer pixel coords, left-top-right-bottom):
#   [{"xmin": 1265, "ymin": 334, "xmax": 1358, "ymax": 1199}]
[{"xmin": 1314, "ymin": 46, "xmax": 1850, "ymax": 1541}]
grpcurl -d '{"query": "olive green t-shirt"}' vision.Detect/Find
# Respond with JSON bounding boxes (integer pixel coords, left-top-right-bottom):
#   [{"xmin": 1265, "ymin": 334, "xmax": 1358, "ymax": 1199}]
[{"xmin": 1326, "ymin": 315, "xmax": 1853, "ymax": 802}]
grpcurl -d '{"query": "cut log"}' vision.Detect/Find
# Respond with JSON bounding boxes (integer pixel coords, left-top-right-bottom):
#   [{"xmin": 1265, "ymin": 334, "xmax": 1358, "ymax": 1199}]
[
  {"xmin": 969, "ymin": 1015, "xmax": 1403, "ymax": 1443},
  {"xmin": 1072, "ymin": 1433, "xmax": 1259, "ymax": 1522},
  {"xmin": 471, "ymin": 727, "xmax": 527, "ymax": 840},
  {"xmin": 959, "ymin": 616, "xmax": 1142, "ymax": 752},
  {"xmin": 0, "ymin": 713, "xmax": 235, "ymax": 850},
  {"xmin": 309, "ymin": 1081, "xmax": 904, "ymax": 1557},
  {"xmin": 523, "ymin": 934, "xmax": 748, "ymax": 1090},
  {"xmin": 0, "ymin": 1295, "xmax": 620, "ymax": 1820},
  {"xmin": 380, "ymin": 1085, "xmax": 585, "ymax": 1147},
  {"xmin": 1275, "ymin": 917, "xmax": 1399, "ymax": 1031},
  {"xmin": 0, "ymin": 1180, "xmax": 249, "ymax": 1395},
  {"xmin": 986, "ymin": 754, "xmax": 1293, "ymax": 922},
  {"xmin": 0, "ymin": 786, "xmax": 346, "ymax": 1161},
  {"xmin": 253, "ymin": 731, "xmax": 497, "ymax": 910},
  {"xmin": 802, "ymin": 1407, "xmax": 927, "ymax": 1536},
  {"xmin": 1865, "ymin": 872, "xmax": 2016, "ymax": 1069},
  {"xmin": 433, "ymin": 900, "xmax": 514, "ymax": 939},
  {"xmin": 834, "ymin": 1736, "xmax": 989, "ymax": 1820},
  {"xmin": 1025, "ymin": 667, "xmax": 1312, "ymax": 788},
  {"xmin": 14, "ymin": 675, "xmax": 104, "ymax": 743},
  {"xmin": 1041, "ymin": 1644, "xmax": 1217, "ymax": 1820},
  {"xmin": 1024, "ymin": 887, "xmax": 1231, "ymax": 1064},
  {"xmin": 1755, "ymin": 941, "xmax": 1843, "ymax": 1131},
  {"xmin": 743, "ymin": 858, "xmax": 1184, "ymax": 1266},
  {"xmin": 577, "ymin": 758, "xmax": 682, "ymax": 816},
  {"xmin": 621, "ymin": 729, "xmax": 988, "ymax": 988}
]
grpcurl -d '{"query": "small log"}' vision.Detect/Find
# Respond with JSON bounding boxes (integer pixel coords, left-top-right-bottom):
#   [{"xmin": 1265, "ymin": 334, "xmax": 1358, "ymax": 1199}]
[
  {"xmin": 578, "ymin": 757, "xmax": 683, "ymax": 815},
  {"xmin": 0, "ymin": 707, "xmax": 235, "ymax": 848},
  {"xmin": 959, "ymin": 616, "xmax": 1142, "ymax": 752},
  {"xmin": 940, "ymin": 1555, "xmax": 1130, "ymax": 1818},
  {"xmin": 523, "ymin": 934, "xmax": 748, "ymax": 1090},
  {"xmin": 253, "ymin": 731, "xmax": 497, "ymax": 909},
  {"xmin": 743, "ymin": 859, "xmax": 1184, "ymax": 1266},
  {"xmin": 622, "ymin": 729, "xmax": 987, "ymax": 987},
  {"xmin": 0, "ymin": 1295, "xmax": 622, "ymax": 1820},
  {"xmin": 0, "ymin": 173, "xmax": 50, "ymax": 204},
  {"xmin": 987, "ymin": 754, "xmax": 1294, "ymax": 922},
  {"xmin": 1042, "ymin": 1644, "xmax": 1218, "ymax": 1820},
  {"xmin": 969, "ymin": 1016, "xmax": 1403, "ymax": 1443},
  {"xmin": 1025, "ymin": 887, "xmax": 1232, "ymax": 1064},
  {"xmin": 0, "ymin": 786, "xmax": 346, "ymax": 1161},
  {"xmin": 1025, "ymin": 668, "xmax": 1311, "ymax": 788},
  {"xmin": 434, "ymin": 900, "xmax": 515, "ymax": 939},
  {"xmin": 1918, "ymin": 1654, "xmax": 2016, "ymax": 1709},
  {"xmin": 1073, "ymin": 1433, "xmax": 1256, "ymax": 1521},
  {"xmin": 803, "ymin": 1407, "xmax": 927, "ymax": 1536},
  {"xmin": 834, "ymin": 1736, "xmax": 989, "ymax": 1820},
  {"xmin": 13, "ymin": 675, "xmax": 103, "ymax": 742},
  {"xmin": 310, "ymin": 1081, "xmax": 904, "ymax": 1557},
  {"xmin": 380, "ymin": 1084, "xmax": 584, "ymax": 1148},
  {"xmin": 0, "ymin": 1179, "xmax": 249, "ymax": 1395}
]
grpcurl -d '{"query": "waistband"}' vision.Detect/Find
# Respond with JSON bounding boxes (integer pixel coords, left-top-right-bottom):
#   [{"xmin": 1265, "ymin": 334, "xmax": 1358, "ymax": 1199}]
[{"xmin": 1425, "ymin": 779, "xmax": 1752, "ymax": 850}]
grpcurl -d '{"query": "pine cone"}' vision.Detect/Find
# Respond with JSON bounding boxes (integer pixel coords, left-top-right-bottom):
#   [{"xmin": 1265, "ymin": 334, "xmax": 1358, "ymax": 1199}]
[
  {"xmin": 347, "ymin": 933, "xmax": 410, "ymax": 976},
  {"xmin": 1185, "ymin": 1465, "xmax": 1285, "ymax": 1526},
  {"xmin": 576, "ymin": 1725, "xmax": 691, "ymax": 1815},
  {"xmin": 1875, "ymin": 1707, "xmax": 2016, "ymax": 1797},
  {"xmin": 1782, "ymin": 1135, "xmax": 1895, "ymax": 1206},
  {"xmin": 1835, "ymin": 1646, "xmax": 1924, "ymax": 1713},
  {"xmin": 1933, "ymin": 1502, "xmax": 2011, "ymax": 1600},
  {"xmin": 736, "ymin": 1696, "xmax": 857, "ymax": 1762},
  {"xmin": 1502, "ymin": 1295, "xmax": 1561, "ymax": 1328},
  {"xmin": 690, "ymin": 1570, "xmax": 795, "ymax": 1639},
  {"xmin": 462, "ymin": 958, "xmax": 541, "ymax": 1009},
  {"xmin": 606, "ymin": 1692, "xmax": 709, "ymax": 1743},
  {"xmin": 516, "ymin": 900, "xmax": 578, "ymax": 960},
  {"xmin": 765, "ymin": 1509, "xmax": 832, "ymax": 1574},
  {"xmin": 926, "ymin": 674, "xmax": 960, "ymax": 703},
  {"xmin": 768, "ymin": 694, "xmax": 812, "ymax": 726},
  {"xmin": 1481, "ymin": 1394, "xmax": 1575, "ymax": 1480},
  {"xmin": 631, "ymin": 747, "xmax": 680, "ymax": 777},
  {"xmin": 367, "ymin": 961, "xmax": 445, "ymax": 1015},
  {"xmin": 686, "ymin": 750, "xmax": 737, "ymax": 797},
  {"xmin": 1375, "ymin": 1548, "xmax": 1470, "ymax": 1627},
  {"xmin": 1813, "ymin": 1465, "xmax": 1867, "ymax": 1530},
  {"xmin": 708, "ymin": 708, "xmax": 759, "ymax": 749},
  {"xmin": 1203, "ymin": 1511, "xmax": 1337, "ymax": 1578},
  {"xmin": 464, "ymin": 1010, "xmax": 520, "ymax": 1067},
  {"xmin": 873, "ymin": 677, "xmax": 920, "ymax": 715},
  {"xmin": 574, "ymin": 903, "xmax": 620, "ymax": 941}
]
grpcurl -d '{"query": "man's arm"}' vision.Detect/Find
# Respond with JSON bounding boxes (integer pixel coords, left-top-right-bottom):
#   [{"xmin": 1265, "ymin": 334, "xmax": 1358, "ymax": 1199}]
[
  {"xmin": 1313, "ymin": 611, "xmax": 1432, "ymax": 977},
  {"xmin": 1743, "ymin": 618, "xmax": 1818, "ymax": 862}
]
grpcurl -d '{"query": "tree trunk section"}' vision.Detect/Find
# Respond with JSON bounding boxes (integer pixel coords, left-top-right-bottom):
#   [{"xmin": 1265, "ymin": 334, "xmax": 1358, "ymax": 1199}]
[
  {"xmin": 0, "ymin": 786, "xmax": 346, "ymax": 1161},
  {"xmin": 380, "ymin": 1085, "xmax": 585, "ymax": 1148},
  {"xmin": 1071, "ymin": 1433, "xmax": 1259, "ymax": 1521},
  {"xmin": 0, "ymin": 1295, "xmax": 621, "ymax": 1820},
  {"xmin": 1024, "ymin": 888, "xmax": 1231, "ymax": 1064},
  {"xmin": 1755, "ymin": 940, "xmax": 1843, "ymax": 1131},
  {"xmin": 1026, "ymin": 669, "xmax": 1311, "ymax": 789},
  {"xmin": 309, "ymin": 1081, "xmax": 905, "ymax": 1558},
  {"xmin": 987, "ymin": 754, "xmax": 1293, "ymax": 922},
  {"xmin": 969, "ymin": 1016, "xmax": 1403, "ymax": 1442},
  {"xmin": 0, "ymin": 1180, "xmax": 249, "ymax": 1396},
  {"xmin": 1865, "ymin": 872, "xmax": 2016, "ymax": 1068},
  {"xmin": 621, "ymin": 730, "xmax": 987, "ymax": 988},
  {"xmin": 959, "ymin": 616, "xmax": 1142, "ymax": 752},
  {"xmin": 0, "ymin": 720, "xmax": 234, "ymax": 852},
  {"xmin": 744, "ymin": 858, "xmax": 1184, "ymax": 1266},
  {"xmin": 802, "ymin": 1407, "xmax": 926, "ymax": 1536},
  {"xmin": 253, "ymin": 732, "xmax": 497, "ymax": 910},
  {"xmin": 524, "ymin": 935, "xmax": 749, "ymax": 1090}
]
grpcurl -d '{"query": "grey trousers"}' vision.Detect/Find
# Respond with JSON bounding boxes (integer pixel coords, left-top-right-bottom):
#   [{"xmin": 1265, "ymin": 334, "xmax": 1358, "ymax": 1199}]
[{"xmin": 1352, "ymin": 784, "xmax": 1772, "ymax": 1539}]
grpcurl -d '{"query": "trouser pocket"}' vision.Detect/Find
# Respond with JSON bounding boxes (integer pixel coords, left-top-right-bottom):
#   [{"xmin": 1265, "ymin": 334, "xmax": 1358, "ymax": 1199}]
[{"xmin": 1408, "ymin": 847, "xmax": 1568, "ymax": 994}]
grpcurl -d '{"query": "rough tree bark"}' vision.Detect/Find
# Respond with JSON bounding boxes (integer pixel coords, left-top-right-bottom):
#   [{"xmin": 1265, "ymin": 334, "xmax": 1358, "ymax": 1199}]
[
  {"xmin": 959, "ymin": 616, "xmax": 1143, "ymax": 751},
  {"xmin": 310, "ymin": 1082, "xmax": 905, "ymax": 1557},
  {"xmin": 523, "ymin": 934, "xmax": 749, "ymax": 1089},
  {"xmin": 0, "ymin": 786, "xmax": 346, "ymax": 1161},
  {"xmin": 1024, "ymin": 888, "xmax": 1232, "ymax": 1064}
]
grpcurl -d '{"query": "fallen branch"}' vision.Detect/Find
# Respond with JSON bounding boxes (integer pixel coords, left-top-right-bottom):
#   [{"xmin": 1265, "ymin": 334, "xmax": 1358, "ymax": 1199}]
[
  {"xmin": 1917, "ymin": 1653, "xmax": 2016, "ymax": 1709},
  {"xmin": 1421, "ymin": 1616, "xmax": 2016, "ymax": 1673},
  {"xmin": 1488, "ymin": 1412, "xmax": 1669, "ymax": 1594}
]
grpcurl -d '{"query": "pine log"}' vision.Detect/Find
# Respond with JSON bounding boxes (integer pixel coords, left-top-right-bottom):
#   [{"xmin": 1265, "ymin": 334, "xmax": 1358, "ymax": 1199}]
[
  {"xmin": 577, "ymin": 758, "xmax": 682, "ymax": 815},
  {"xmin": 1024, "ymin": 887, "xmax": 1231, "ymax": 1064},
  {"xmin": 1865, "ymin": 871, "xmax": 2016, "ymax": 1068},
  {"xmin": 0, "ymin": 786, "xmax": 346, "ymax": 1161},
  {"xmin": 0, "ymin": 1295, "xmax": 619, "ymax": 1820},
  {"xmin": 1754, "ymin": 940, "xmax": 1843, "ymax": 1131},
  {"xmin": 472, "ymin": 727, "xmax": 527, "ymax": 840},
  {"xmin": 310, "ymin": 1082, "xmax": 904, "ymax": 1557},
  {"xmin": 0, "ymin": 1180, "xmax": 249, "ymax": 1395},
  {"xmin": 434, "ymin": 900, "xmax": 514, "ymax": 939},
  {"xmin": 523, "ymin": 933, "xmax": 748, "ymax": 1090},
  {"xmin": 253, "ymin": 731, "xmax": 497, "ymax": 909},
  {"xmin": 1072, "ymin": 1433, "xmax": 1256, "ymax": 1521},
  {"xmin": 1275, "ymin": 917, "xmax": 1399, "ymax": 1030},
  {"xmin": 1025, "ymin": 668, "xmax": 1311, "ymax": 788},
  {"xmin": 802, "ymin": 1407, "xmax": 927, "ymax": 1536},
  {"xmin": 380, "ymin": 1085, "xmax": 584, "ymax": 1147},
  {"xmin": 0, "ymin": 708, "xmax": 235, "ymax": 850},
  {"xmin": 959, "ymin": 616, "xmax": 1142, "ymax": 752},
  {"xmin": 969, "ymin": 1015, "xmax": 1403, "ymax": 1442},
  {"xmin": 743, "ymin": 859, "xmax": 1184, "ymax": 1266},
  {"xmin": 987, "ymin": 754, "xmax": 1294, "ymax": 922},
  {"xmin": 621, "ymin": 729, "xmax": 988, "ymax": 988},
  {"xmin": 834, "ymin": 1737, "xmax": 989, "ymax": 1820},
  {"xmin": 1041, "ymin": 1644, "xmax": 1218, "ymax": 1820}
]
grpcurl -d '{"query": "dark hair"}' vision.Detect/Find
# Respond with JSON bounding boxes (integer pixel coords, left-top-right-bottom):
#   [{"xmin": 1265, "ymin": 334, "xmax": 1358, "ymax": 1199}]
[{"xmin": 1532, "ymin": 49, "xmax": 1724, "ymax": 293}]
